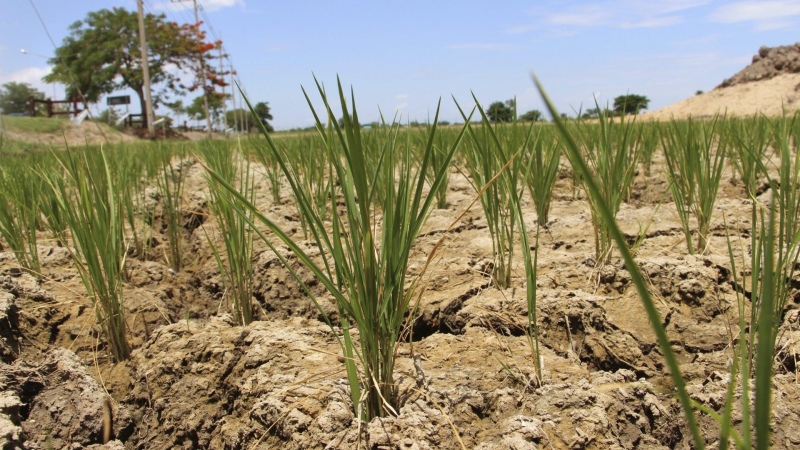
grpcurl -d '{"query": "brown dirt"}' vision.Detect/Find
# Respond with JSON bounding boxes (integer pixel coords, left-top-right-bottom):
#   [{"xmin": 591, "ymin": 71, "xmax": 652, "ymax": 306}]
[
  {"xmin": 4, "ymin": 120, "xmax": 137, "ymax": 148},
  {"xmin": 0, "ymin": 148, "xmax": 798, "ymax": 449}
]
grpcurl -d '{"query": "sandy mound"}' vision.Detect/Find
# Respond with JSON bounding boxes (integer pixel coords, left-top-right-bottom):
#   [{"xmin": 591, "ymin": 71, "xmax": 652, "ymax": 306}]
[
  {"xmin": 644, "ymin": 43, "xmax": 800, "ymax": 120},
  {"xmin": 5, "ymin": 120, "xmax": 136, "ymax": 147}
]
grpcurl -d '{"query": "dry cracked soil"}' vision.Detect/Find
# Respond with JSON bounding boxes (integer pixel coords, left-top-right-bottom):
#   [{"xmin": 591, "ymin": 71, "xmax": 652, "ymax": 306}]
[{"xmin": 0, "ymin": 151, "xmax": 799, "ymax": 449}]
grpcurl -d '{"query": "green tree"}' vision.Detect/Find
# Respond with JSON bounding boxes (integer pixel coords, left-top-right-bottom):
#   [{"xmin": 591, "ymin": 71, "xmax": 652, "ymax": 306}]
[
  {"xmin": 44, "ymin": 7, "xmax": 222, "ymax": 125},
  {"xmin": 613, "ymin": 94, "xmax": 650, "ymax": 116},
  {"xmin": 187, "ymin": 93, "xmax": 225, "ymax": 124},
  {"xmin": 225, "ymin": 106, "xmax": 273, "ymax": 132},
  {"xmin": 486, "ymin": 99, "xmax": 515, "ymax": 123},
  {"xmin": 164, "ymin": 99, "xmax": 186, "ymax": 121},
  {"xmin": 252, "ymin": 102, "xmax": 274, "ymax": 132},
  {"xmin": 95, "ymin": 107, "xmax": 120, "ymax": 125},
  {"xmin": 0, "ymin": 82, "xmax": 45, "ymax": 115},
  {"xmin": 519, "ymin": 109, "xmax": 543, "ymax": 122}
]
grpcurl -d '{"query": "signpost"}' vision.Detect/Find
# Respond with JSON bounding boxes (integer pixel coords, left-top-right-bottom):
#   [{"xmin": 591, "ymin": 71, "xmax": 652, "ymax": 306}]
[{"xmin": 107, "ymin": 95, "xmax": 131, "ymax": 106}]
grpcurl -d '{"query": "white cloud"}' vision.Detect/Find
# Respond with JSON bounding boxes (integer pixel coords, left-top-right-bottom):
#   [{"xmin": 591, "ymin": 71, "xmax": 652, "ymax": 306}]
[
  {"xmin": 505, "ymin": 24, "xmax": 538, "ymax": 34},
  {"xmin": 0, "ymin": 66, "xmax": 53, "ymax": 88},
  {"xmin": 154, "ymin": 0, "xmax": 244, "ymax": 13},
  {"xmin": 710, "ymin": 1, "xmax": 800, "ymax": 22},
  {"xmin": 549, "ymin": 8, "xmax": 610, "ymax": 27},
  {"xmin": 395, "ymin": 102, "xmax": 408, "ymax": 111},
  {"xmin": 448, "ymin": 43, "xmax": 514, "ymax": 51},
  {"xmin": 710, "ymin": 1, "xmax": 800, "ymax": 29},
  {"xmin": 514, "ymin": 0, "xmax": 709, "ymax": 32},
  {"xmin": 0, "ymin": 66, "xmax": 60, "ymax": 98},
  {"xmin": 395, "ymin": 93, "xmax": 408, "ymax": 100},
  {"xmin": 754, "ymin": 19, "xmax": 795, "ymax": 30}
]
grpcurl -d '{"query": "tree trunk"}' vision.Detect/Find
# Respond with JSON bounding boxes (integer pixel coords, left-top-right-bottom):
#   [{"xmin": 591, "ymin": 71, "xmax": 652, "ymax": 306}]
[{"xmin": 134, "ymin": 87, "xmax": 147, "ymax": 128}]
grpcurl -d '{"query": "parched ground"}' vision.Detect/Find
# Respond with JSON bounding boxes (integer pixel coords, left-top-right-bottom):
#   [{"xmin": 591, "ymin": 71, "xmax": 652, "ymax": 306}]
[{"xmin": 0, "ymin": 148, "xmax": 798, "ymax": 449}]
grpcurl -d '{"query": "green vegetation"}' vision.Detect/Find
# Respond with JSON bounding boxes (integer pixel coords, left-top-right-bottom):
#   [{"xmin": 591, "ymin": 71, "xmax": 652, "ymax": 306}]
[
  {"xmin": 485, "ymin": 99, "xmax": 515, "ymax": 123},
  {"xmin": 0, "ymin": 82, "xmax": 45, "ymax": 115},
  {"xmin": 45, "ymin": 7, "xmax": 223, "ymax": 118},
  {"xmin": 201, "ymin": 142, "xmax": 257, "ymax": 325},
  {"xmin": 460, "ymin": 93, "xmax": 545, "ymax": 289},
  {"xmin": 0, "ymin": 160, "xmax": 43, "ymax": 276},
  {"xmin": 41, "ymin": 149, "xmax": 130, "ymax": 361},
  {"xmin": 1, "ymin": 114, "xmax": 68, "ymax": 134},
  {"xmin": 206, "ymin": 78, "xmax": 467, "ymax": 421},
  {"xmin": 567, "ymin": 106, "xmax": 641, "ymax": 264},
  {"xmin": 156, "ymin": 156, "xmax": 187, "ymax": 272},
  {"xmin": 613, "ymin": 94, "xmax": 650, "ymax": 115},
  {"xmin": 661, "ymin": 116, "xmax": 727, "ymax": 254}
]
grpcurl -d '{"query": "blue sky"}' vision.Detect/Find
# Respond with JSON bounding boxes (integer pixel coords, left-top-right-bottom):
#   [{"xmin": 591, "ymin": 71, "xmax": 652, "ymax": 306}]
[{"xmin": 1, "ymin": 0, "xmax": 799, "ymax": 129}]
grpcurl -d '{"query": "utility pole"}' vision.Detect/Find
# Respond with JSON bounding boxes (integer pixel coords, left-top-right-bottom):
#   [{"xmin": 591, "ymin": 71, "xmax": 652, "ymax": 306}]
[
  {"xmin": 218, "ymin": 43, "xmax": 227, "ymax": 136},
  {"xmin": 228, "ymin": 61, "xmax": 237, "ymax": 133},
  {"xmin": 172, "ymin": 0, "xmax": 211, "ymax": 137},
  {"xmin": 137, "ymin": 0, "xmax": 155, "ymax": 138}
]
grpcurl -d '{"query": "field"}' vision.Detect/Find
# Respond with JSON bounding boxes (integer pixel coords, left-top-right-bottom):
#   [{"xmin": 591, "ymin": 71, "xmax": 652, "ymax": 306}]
[{"xmin": 0, "ymin": 91, "xmax": 799, "ymax": 449}]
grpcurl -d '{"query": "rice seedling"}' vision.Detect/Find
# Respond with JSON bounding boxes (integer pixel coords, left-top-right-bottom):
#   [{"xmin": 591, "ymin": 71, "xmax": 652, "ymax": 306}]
[
  {"xmin": 534, "ymin": 76, "xmax": 706, "ymax": 448},
  {"xmin": 523, "ymin": 125, "xmax": 561, "ymax": 226},
  {"xmin": 768, "ymin": 112, "xmax": 800, "ymax": 330},
  {"xmin": 41, "ymin": 148, "xmax": 130, "ymax": 361},
  {"xmin": 200, "ymin": 141, "xmax": 256, "ymax": 326},
  {"xmin": 726, "ymin": 115, "xmax": 771, "ymax": 197},
  {"xmin": 638, "ymin": 121, "xmax": 661, "ymax": 178},
  {"xmin": 566, "ymin": 105, "xmax": 641, "ymax": 264},
  {"xmin": 156, "ymin": 157, "xmax": 187, "ymax": 272},
  {"xmin": 206, "ymin": 77, "xmax": 468, "ymax": 421},
  {"xmin": 424, "ymin": 125, "xmax": 453, "ymax": 210},
  {"xmin": 110, "ymin": 146, "xmax": 155, "ymax": 263},
  {"xmin": 661, "ymin": 116, "xmax": 727, "ymax": 255},
  {"xmin": 719, "ymin": 123, "xmax": 800, "ymax": 448},
  {"xmin": 0, "ymin": 161, "xmax": 43, "ymax": 277},
  {"xmin": 282, "ymin": 130, "xmax": 333, "ymax": 238},
  {"xmin": 455, "ymin": 94, "xmax": 532, "ymax": 288},
  {"xmin": 454, "ymin": 96, "xmax": 545, "ymax": 378}
]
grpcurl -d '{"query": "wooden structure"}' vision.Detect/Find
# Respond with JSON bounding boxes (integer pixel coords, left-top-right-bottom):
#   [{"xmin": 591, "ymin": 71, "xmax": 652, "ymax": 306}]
[{"xmin": 28, "ymin": 96, "xmax": 83, "ymax": 118}]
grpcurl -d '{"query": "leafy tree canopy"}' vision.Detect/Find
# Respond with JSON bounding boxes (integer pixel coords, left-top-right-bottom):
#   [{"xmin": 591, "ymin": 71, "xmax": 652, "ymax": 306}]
[
  {"xmin": 0, "ymin": 82, "xmax": 44, "ymax": 115},
  {"xmin": 44, "ymin": 7, "xmax": 224, "ymax": 123},
  {"xmin": 519, "ymin": 109, "xmax": 543, "ymax": 122},
  {"xmin": 486, "ymin": 99, "xmax": 515, "ymax": 123},
  {"xmin": 252, "ymin": 102, "xmax": 274, "ymax": 132},
  {"xmin": 187, "ymin": 93, "xmax": 225, "ymax": 121},
  {"xmin": 226, "ymin": 107, "xmax": 272, "ymax": 133},
  {"xmin": 612, "ymin": 94, "xmax": 650, "ymax": 116}
]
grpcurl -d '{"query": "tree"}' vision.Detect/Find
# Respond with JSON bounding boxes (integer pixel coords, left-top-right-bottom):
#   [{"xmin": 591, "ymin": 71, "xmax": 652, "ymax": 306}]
[
  {"xmin": 581, "ymin": 107, "xmax": 600, "ymax": 119},
  {"xmin": 95, "ymin": 107, "xmax": 120, "ymax": 125},
  {"xmin": 226, "ymin": 106, "xmax": 273, "ymax": 133},
  {"xmin": 486, "ymin": 99, "xmax": 515, "ymax": 123},
  {"xmin": 0, "ymin": 82, "xmax": 44, "ymax": 115},
  {"xmin": 612, "ymin": 94, "xmax": 650, "ymax": 116},
  {"xmin": 44, "ymin": 7, "xmax": 224, "ymax": 126},
  {"xmin": 252, "ymin": 102, "xmax": 274, "ymax": 132},
  {"xmin": 187, "ymin": 93, "xmax": 225, "ymax": 125},
  {"xmin": 519, "ymin": 109, "xmax": 543, "ymax": 122}
]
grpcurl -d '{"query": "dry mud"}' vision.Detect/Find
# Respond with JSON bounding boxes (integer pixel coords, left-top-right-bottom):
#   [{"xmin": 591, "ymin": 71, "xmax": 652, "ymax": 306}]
[{"xmin": 1, "ymin": 153, "xmax": 799, "ymax": 449}]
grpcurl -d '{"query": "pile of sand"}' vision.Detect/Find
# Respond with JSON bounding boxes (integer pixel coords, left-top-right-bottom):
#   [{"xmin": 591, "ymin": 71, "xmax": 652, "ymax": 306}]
[{"xmin": 644, "ymin": 43, "xmax": 800, "ymax": 120}]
